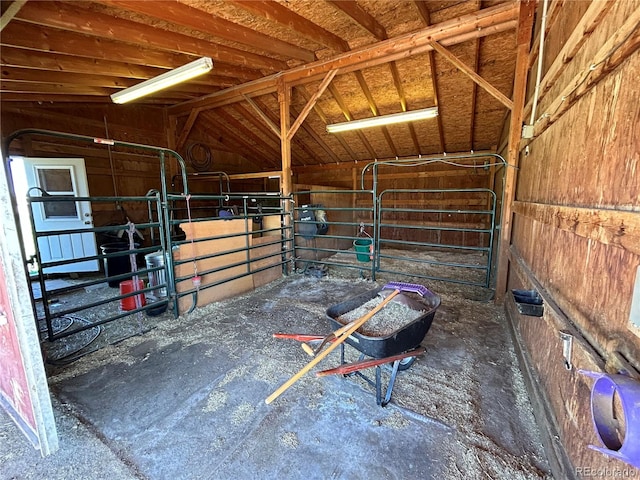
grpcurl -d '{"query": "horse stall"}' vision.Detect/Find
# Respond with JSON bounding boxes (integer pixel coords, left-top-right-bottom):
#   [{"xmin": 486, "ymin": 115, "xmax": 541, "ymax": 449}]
[{"xmin": 0, "ymin": 1, "xmax": 638, "ymax": 479}]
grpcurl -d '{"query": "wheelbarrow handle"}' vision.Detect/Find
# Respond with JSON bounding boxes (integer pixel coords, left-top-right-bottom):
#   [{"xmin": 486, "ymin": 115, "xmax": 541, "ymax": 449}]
[
  {"xmin": 265, "ymin": 289, "xmax": 401, "ymax": 405},
  {"xmin": 316, "ymin": 347, "xmax": 425, "ymax": 377},
  {"xmin": 273, "ymin": 333, "xmax": 325, "ymax": 342}
]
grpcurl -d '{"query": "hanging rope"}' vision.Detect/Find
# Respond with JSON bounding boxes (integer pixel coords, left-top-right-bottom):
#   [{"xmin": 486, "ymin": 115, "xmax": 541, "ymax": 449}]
[{"xmin": 126, "ymin": 221, "xmax": 144, "ymax": 330}]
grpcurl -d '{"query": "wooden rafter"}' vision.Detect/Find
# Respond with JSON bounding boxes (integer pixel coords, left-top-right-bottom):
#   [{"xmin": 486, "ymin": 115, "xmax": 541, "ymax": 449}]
[
  {"xmin": 296, "ymin": 86, "xmax": 359, "ymax": 162},
  {"xmin": 214, "ymin": 109, "xmax": 281, "ymax": 160},
  {"xmin": 289, "ymin": 103, "xmax": 341, "ymax": 164},
  {"xmin": 430, "ymin": 41, "xmax": 514, "ymax": 110},
  {"xmin": 201, "ymin": 111, "xmax": 277, "ymax": 167},
  {"xmin": 326, "ymin": 1, "xmax": 387, "ymax": 40},
  {"xmin": 169, "ymin": 2, "xmax": 519, "ymax": 115},
  {"xmin": 14, "ymin": 2, "xmax": 288, "ymax": 71},
  {"xmin": 96, "ymin": 0, "xmax": 315, "ymax": 63},
  {"xmin": 0, "ymin": 0, "xmax": 27, "ymax": 31},
  {"xmin": 388, "ymin": 63, "xmax": 421, "ymax": 153},
  {"xmin": 412, "ymin": 1, "xmax": 446, "ymax": 151},
  {"xmin": 353, "ymin": 71, "xmax": 398, "ymax": 157},
  {"xmin": 470, "ymin": 40, "xmax": 481, "ymax": 150},
  {"xmin": 328, "ymin": 84, "xmax": 378, "ymax": 159},
  {"xmin": 231, "ymin": 0, "xmax": 350, "ymax": 52},
  {"xmin": 232, "ymin": 104, "xmax": 278, "ymax": 141},
  {"xmin": 495, "ymin": 0, "xmax": 536, "ymax": 303}
]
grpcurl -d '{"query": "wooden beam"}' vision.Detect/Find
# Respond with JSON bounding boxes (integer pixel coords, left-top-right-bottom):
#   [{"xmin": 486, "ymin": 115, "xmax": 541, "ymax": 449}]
[
  {"xmin": 0, "ymin": 0, "xmax": 27, "ymax": 32},
  {"xmin": 258, "ymin": 95, "xmax": 325, "ymax": 166},
  {"xmin": 176, "ymin": 110, "xmax": 200, "ymax": 151},
  {"xmin": 214, "ymin": 109, "xmax": 281, "ymax": 160},
  {"xmin": 168, "ymin": 2, "xmax": 520, "ymax": 115},
  {"xmin": 15, "ymin": 2, "xmax": 288, "ymax": 71},
  {"xmin": 525, "ymin": 5, "xmax": 640, "ymax": 146},
  {"xmin": 523, "ymin": 0, "xmax": 616, "ymax": 122},
  {"xmin": 227, "ymin": 171, "xmax": 281, "ymax": 181},
  {"xmin": 470, "ymin": 36, "xmax": 481, "ymax": 151},
  {"xmin": 495, "ymin": 0, "xmax": 536, "ymax": 303},
  {"xmin": 278, "ymin": 80, "xmax": 293, "ymax": 272},
  {"xmin": 200, "ymin": 111, "xmax": 276, "ymax": 167},
  {"xmin": 388, "ymin": 63, "xmax": 421, "ymax": 153},
  {"xmin": 413, "ymin": 1, "xmax": 446, "ymax": 152},
  {"xmin": 232, "ymin": 104, "xmax": 279, "ymax": 141},
  {"xmin": 289, "ymin": 104, "xmax": 341, "ymax": 164},
  {"xmin": 328, "ymin": 84, "xmax": 378, "ymax": 159},
  {"xmin": 327, "ymin": 0, "xmax": 387, "ymax": 40},
  {"xmin": 0, "ymin": 80, "xmax": 115, "ymax": 96},
  {"xmin": 243, "ymin": 95, "xmax": 281, "ymax": 139},
  {"xmin": 287, "ymin": 69, "xmax": 337, "ymax": 141},
  {"xmin": 353, "ymin": 71, "xmax": 398, "ymax": 157},
  {"xmin": 513, "ymin": 202, "xmax": 640, "ymax": 256},
  {"xmin": 430, "ymin": 40, "xmax": 514, "ymax": 110},
  {"xmin": 296, "ymin": 85, "xmax": 359, "ymax": 162},
  {"xmin": 232, "ymin": 0, "xmax": 349, "ymax": 52},
  {"xmin": 97, "ymin": 0, "xmax": 315, "ymax": 63}
]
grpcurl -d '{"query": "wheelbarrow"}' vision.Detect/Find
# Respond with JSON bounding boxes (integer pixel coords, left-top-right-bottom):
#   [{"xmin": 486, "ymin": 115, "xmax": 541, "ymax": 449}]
[
  {"xmin": 274, "ymin": 282, "xmax": 440, "ymax": 406},
  {"xmin": 321, "ymin": 282, "xmax": 440, "ymax": 406}
]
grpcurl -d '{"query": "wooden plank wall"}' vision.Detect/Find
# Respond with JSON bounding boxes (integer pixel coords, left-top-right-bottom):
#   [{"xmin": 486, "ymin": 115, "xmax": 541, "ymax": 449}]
[
  {"xmin": 1, "ymin": 105, "xmax": 263, "ymax": 238},
  {"xmin": 506, "ymin": 0, "xmax": 640, "ymax": 476}
]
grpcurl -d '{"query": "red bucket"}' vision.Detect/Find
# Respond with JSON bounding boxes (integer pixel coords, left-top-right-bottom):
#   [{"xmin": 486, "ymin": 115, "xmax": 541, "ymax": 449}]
[{"xmin": 119, "ymin": 279, "xmax": 146, "ymax": 311}]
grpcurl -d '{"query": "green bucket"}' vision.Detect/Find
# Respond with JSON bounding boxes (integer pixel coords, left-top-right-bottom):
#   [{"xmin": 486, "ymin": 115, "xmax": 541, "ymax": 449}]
[{"xmin": 353, "ymin": 238, "xmax": 373, "ymax": 262}]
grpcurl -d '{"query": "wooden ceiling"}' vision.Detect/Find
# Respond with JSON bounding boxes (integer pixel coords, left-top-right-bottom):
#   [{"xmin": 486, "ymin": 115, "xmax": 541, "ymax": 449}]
[{"xmin": 0, "ymin": 0, "xmax": 522, "ymax": 168}]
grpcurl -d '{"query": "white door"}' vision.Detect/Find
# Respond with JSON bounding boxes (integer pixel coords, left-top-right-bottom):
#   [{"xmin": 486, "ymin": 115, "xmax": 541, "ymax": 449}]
[{"xmin": 11, "ymin": 157, "xmax": 99, "ymax": 274}]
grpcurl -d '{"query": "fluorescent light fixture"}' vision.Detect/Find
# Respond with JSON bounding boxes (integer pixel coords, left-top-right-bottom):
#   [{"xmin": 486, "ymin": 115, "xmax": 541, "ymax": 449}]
[
  {"xmin": 326, "ymin": 106, "xmax": 438, "ymax": 133},
  {"xmin": 111, "ymin": 57, "xmax": 213, "ymax": 104}
]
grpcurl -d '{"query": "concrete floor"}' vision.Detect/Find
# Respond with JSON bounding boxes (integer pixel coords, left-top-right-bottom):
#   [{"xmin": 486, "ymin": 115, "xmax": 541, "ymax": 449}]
[{"xmin": 1, "ymin": 273, "xmax": 552, "ymax": 479}]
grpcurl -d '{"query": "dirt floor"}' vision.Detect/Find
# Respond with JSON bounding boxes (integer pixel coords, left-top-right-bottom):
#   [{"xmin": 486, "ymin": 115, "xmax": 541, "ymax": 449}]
[{"xmin": 1, "ymin": 252, "xmax": 552, "ymax": 479}]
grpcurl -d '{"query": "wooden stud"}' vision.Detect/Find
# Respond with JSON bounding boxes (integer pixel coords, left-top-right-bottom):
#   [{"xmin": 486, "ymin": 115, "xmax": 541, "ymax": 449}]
[
  {"xmin": 495, "ymin": 0, "xmax": 536, "ymax": 303},
  {"xmin": 430, "ymin": 40, "xmax": 514, "ymax": 111}
]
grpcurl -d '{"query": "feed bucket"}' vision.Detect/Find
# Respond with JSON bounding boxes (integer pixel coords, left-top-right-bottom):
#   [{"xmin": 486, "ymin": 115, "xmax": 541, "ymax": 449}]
[
  {"xmin": 119, "ymin": 279, "xmax": 146, "ymax": 311},
  {"xmin": 353, "ymin": 238, "xmax": 373, "ymax": 262}
]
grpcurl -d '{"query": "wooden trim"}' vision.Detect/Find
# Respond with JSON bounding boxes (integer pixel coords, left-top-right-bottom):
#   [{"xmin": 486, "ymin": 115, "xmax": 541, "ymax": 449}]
[
  {"xmin": 513, "ymin": 201, "xmax": 640, "ymax": 256},
  {"xmin": 495, "ymin": 0, "xmax": 536, "ymax": 303},
  {"xmin": 525, "ymin": 5, "xmax": 640, "ymax": 146},
  {"xmin": 287, "ymin": 69, "xmax": 337, "ymax": 141},
  {"xmin": 168, "ymin": 2, "xmax": 519, "ymax": 115},
  {"xmin": 523, "ymin": 0, "xmax": 616, "ymax": 121},
  {"xmin": 431, "ymin": 40, "xmax": 514, "ymax": 110},
  {"xmin": 0, "ymin": 0, "xmax": 27, "ymax": 31},
  {"xmin": 228, "ymin": 171, "xmax": 281, "ymax": 181}
]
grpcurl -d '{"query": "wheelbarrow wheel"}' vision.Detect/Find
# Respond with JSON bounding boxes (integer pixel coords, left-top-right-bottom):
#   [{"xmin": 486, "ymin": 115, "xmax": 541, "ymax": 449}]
[{"xmin": 397, "ymin": 356, "xmax": 416, "ymax": 371}]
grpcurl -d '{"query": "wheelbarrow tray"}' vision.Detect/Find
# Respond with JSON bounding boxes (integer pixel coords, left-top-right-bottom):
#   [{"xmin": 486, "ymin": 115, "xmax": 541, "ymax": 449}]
[{"xmin": 326, "ymin": 286, "xmax": 440, "ymax": 359}]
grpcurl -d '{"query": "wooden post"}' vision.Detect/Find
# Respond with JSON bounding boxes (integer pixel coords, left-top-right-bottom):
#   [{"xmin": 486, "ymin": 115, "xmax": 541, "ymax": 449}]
[
  {"xmin": 278, "ymin": 80, "xmax": 293, "ymax": 273},
  {"xmin": 495, "ymin": 0, "xmax": 536, "ymax": 303}
]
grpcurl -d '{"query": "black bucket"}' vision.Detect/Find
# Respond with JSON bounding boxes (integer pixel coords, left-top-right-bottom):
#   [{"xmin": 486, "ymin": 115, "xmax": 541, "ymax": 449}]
[{"xmin": 100, "ymin": 242, "xmax": 138, "ymax": 288}]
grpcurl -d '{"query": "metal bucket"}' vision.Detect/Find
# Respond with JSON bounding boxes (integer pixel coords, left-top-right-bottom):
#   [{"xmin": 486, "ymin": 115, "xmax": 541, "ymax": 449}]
[{"xmin": 145, "ymin": 251, "xmax": 166, "ymax": 301}]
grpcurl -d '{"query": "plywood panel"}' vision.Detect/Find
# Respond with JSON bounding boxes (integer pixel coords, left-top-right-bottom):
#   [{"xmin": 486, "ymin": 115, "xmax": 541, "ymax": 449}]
[
  {"xmin": 250, "ymin": 236, "xmax": 282, "ymax": 288},
  {"xmin": 175, "ymin": 219, "xmax": 254, "ymax": 313}
]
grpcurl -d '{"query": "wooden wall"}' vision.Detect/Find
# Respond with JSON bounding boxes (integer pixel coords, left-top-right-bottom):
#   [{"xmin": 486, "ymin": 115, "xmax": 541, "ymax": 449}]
[
  {"xmin": 1, "ymin": 105, "xmax": 262, "ymax": 240},
  {"xmin": 506, "ymin": 0, "xmax": 640, "ymax": 477}
]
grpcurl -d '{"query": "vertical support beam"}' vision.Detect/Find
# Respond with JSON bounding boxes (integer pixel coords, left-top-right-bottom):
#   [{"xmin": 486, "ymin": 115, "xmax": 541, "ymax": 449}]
[
  {"xmin": 278, "ymin": 80, "xmax": 293, "ymax": 273},
  {"xmin": 495, "ymin": 0, "xmax": 536, "ymax": 303},
  {"xmin": 165, "ymin": 112, "xmax": 179, "ymax": 188}
]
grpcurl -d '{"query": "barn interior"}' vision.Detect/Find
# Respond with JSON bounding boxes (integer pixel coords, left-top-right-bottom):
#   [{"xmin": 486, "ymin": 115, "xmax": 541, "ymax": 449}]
[{"xmin": 0, "ymin": 1, "xmax": 639, "ymax": 479}]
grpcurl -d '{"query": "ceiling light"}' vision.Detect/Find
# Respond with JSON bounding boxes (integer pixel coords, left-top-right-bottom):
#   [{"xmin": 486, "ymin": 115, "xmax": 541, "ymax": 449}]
[
  {"xmin": 326, "ymin": 107, "xmax": 438, "ymax": 133},
  {"xmin": 111, "ymin": 57, "xmax": 213, "ymax": 104}
]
